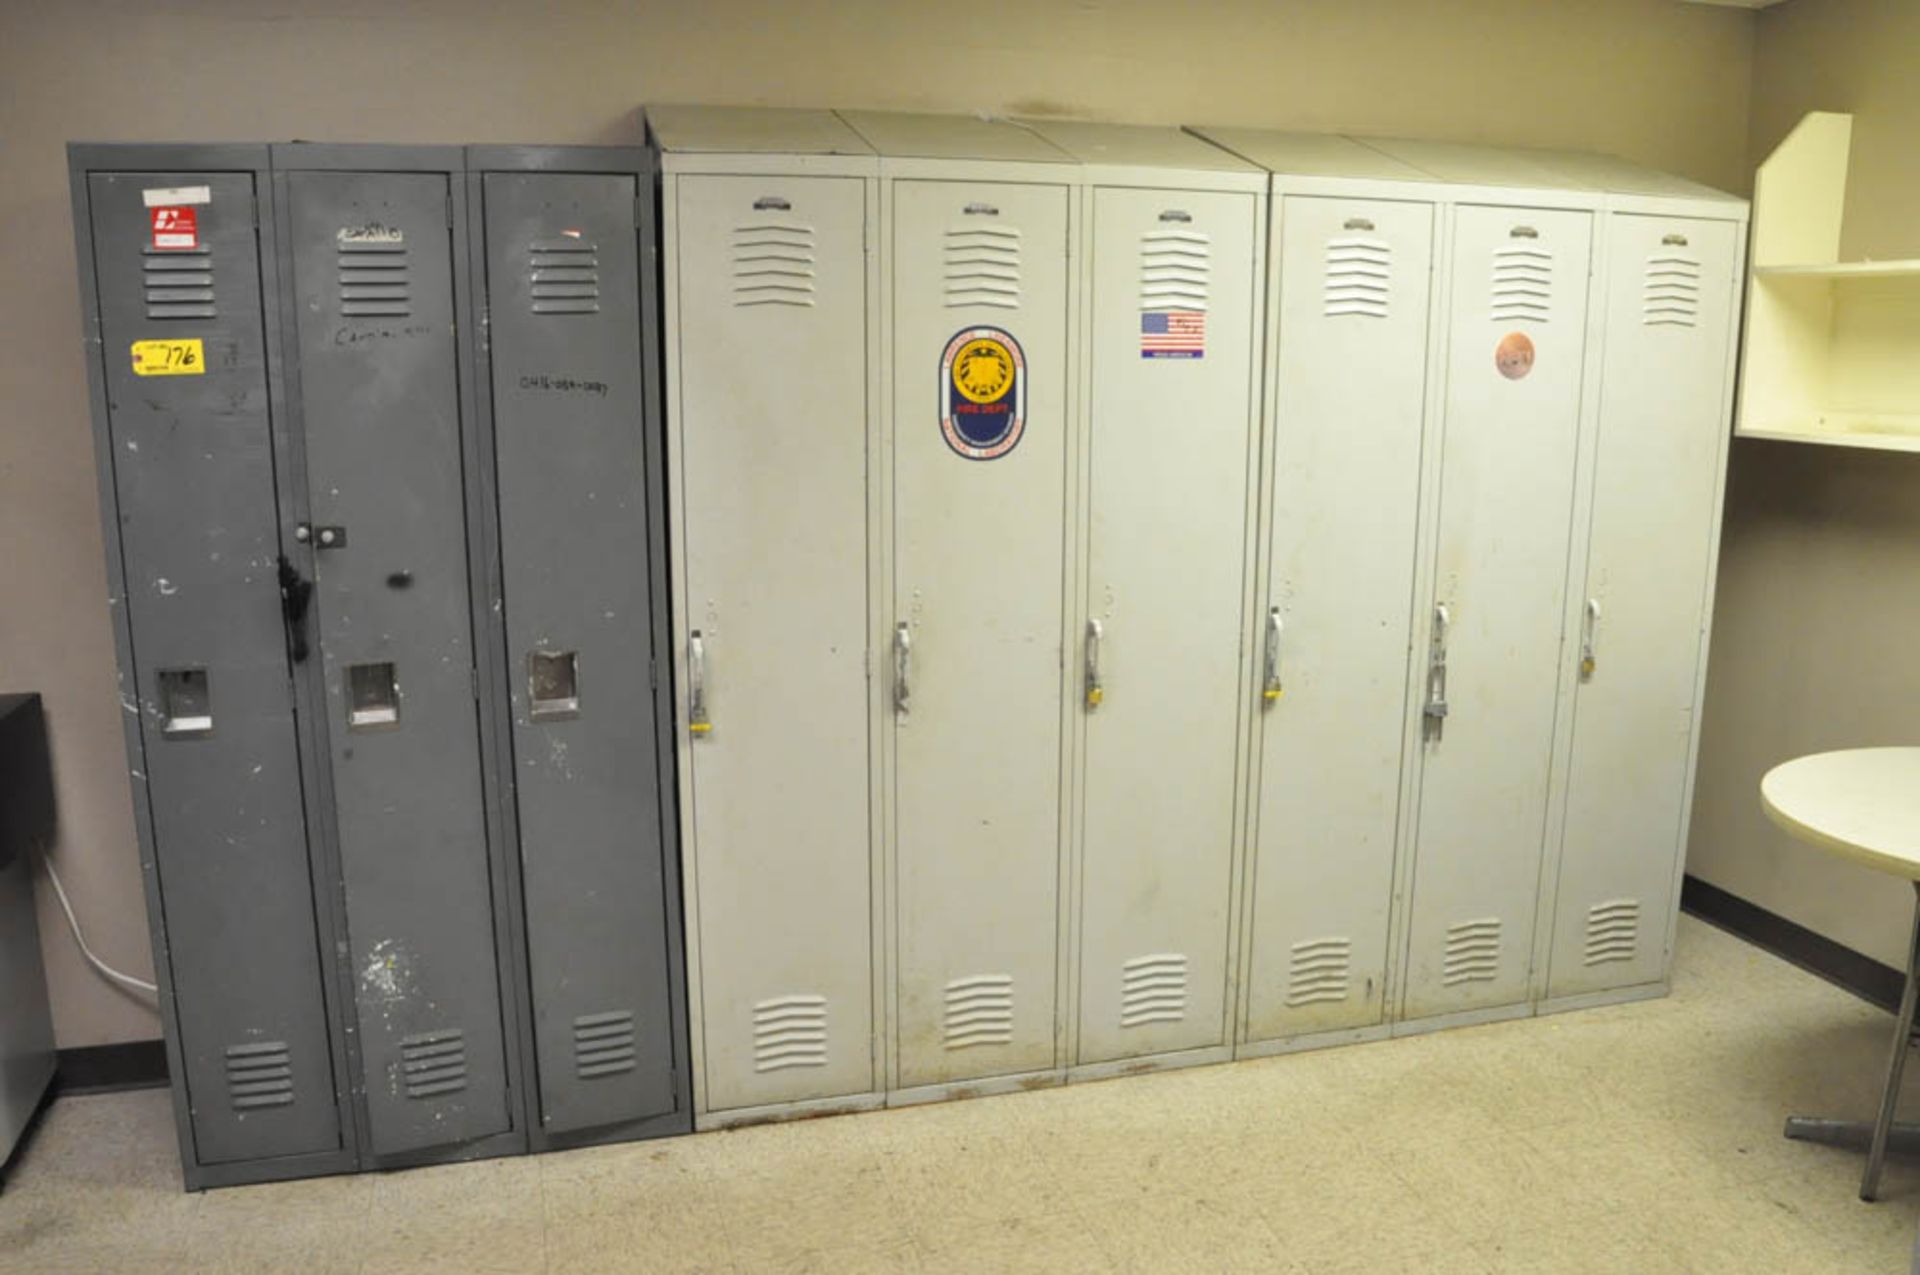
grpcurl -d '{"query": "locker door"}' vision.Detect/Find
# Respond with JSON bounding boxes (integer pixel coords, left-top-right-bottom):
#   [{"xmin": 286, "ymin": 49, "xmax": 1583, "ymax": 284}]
[
  {"xmin": 87, "ymin": 170, "xmax": 340, "ymax": 1165},
  {"xmin": 675, "ymin": 174, "xmax": 873, "ymax": 1111},
  {"xmin": 1078, "ymin": 186, "xmax": 1258, "ymax": 1064},
  {"xmin": 481, "ymin": 170, "xmax": 678, "ymax": 1133},
  {"xmin": 894, "ymin": 179, "xmax": 1069, "ymax": 1088},
  {"xmin": 1404, "ymin": 204, "xmax": 1592, "ymax": 1020},
  {"xmin": 285, "ymin": 170, "xmax": 511, "ymax": 1155},
  {"xmin": 1547, "ymin": 215, "xmax": 1739, "ymax": 999},
  {"xmin": 1244, "ymin": 196, "xmax": 1434, "ymax": 1042}
]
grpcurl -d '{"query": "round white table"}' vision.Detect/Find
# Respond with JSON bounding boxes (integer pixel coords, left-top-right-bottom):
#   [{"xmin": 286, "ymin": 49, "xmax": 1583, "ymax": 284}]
[{"xmin": 1762, "ymin": 747, "xmax": 1920, "ymax": 1202}]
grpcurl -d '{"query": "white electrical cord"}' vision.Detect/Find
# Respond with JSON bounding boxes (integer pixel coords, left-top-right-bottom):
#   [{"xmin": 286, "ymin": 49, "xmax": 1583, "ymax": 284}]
[{"xmin": 40, "ymin": 850, "xmax": 158, "ymax": 996}]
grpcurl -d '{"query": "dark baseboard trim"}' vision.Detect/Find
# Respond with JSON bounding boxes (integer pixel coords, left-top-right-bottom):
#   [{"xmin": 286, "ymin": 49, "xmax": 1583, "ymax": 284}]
[
  {"xmin": 55, "ymin": 1039, "xmax": 169, "ymax": 1095},
  {"xmin": 1682, "ymin": 874, "xmax": 1904, "ymax": 1012}
]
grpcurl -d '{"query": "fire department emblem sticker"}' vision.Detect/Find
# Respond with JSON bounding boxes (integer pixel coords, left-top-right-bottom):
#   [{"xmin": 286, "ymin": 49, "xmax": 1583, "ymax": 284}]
[{"xmin": 940, "ymin": 326, "xmax": 1026, "ymax": 460}]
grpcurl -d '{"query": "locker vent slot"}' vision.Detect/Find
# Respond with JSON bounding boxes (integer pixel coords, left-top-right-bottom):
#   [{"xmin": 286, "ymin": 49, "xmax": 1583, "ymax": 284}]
[
  {"xmin": 732, "ymin": 221, "xmax": 816, "ymax": 308},
  {"xmin": 1323, "ymin": 236, "xmax": 1391, "ymax": 318},
  {"xmin": 399, "ymin": 1028, "xmax": 468, "ymax": 1099},
  {"xmin": 752, "ymin": 994, "xmax": 828, "ymax": 1072},
  {"xmin": 1139, "ymin": 230, "xmax": 1210, "ymax": 312},
  {"xmin": 1120, "ymin": 953, "xmax": 1188, "ymax": 1028},
  {"xmin": 943, "ymin": 225, "xmax": 1021, "ymax": 309},
  {"xmin": 337, "ymin": 239, "xmax": 412, "ymax": 318},
  {"xmin": 943, "ymin": 974, "xmax": 1014, "ymax": 1049},
  {"xmin": 1490, "ymin": 246, "xmax": 1553, "ymax": 324},
  {"xmin": 142, "ymin": 247, "xmax": 216, "ymax": 320},
  {"xmin": 1285, "ymin": 937, "xmax": 1353, "ymax": 1007},
  {"xmin": 224, "ymin": 1040, "xmax": 294, "ymax": 1111},
  {"xmin": 1643, "ymin": 253, "xmax": 1702, "ymax": 327},
  {"xmin": 573, "ymin": 1009, "xmax": 637, "ymax": 1078},
  {"xmin": 1442, "ymin": 918, "xmax": 1502, "ymax": 986},
  {"xmin": 529, "ymin": 236, "xmax": 602, "ymax": 315},
  {"xmin": 1583, "ymin": 899, "xmax": 1641, "ymax": 966}
]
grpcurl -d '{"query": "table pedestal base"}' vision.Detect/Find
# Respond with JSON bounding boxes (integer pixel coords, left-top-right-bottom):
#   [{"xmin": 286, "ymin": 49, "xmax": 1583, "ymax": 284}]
[{"xmin": 1784, "ymin": 880, "xmax": 1920, "ymax": 1202}]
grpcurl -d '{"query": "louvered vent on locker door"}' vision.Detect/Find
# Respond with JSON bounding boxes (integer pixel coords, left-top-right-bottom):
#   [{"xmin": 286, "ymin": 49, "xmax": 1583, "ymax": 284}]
[
  {"xmin": 943, "ymin": 973, "xmax": 1014, "ymax": 1049},
  {"xmin": 529, "ymin": 235, "xmax": 601, "ymax": 315},
  {"xmin": 1324, "ymin": 236, "xmax": 1392, "ymax": 318},
  {"xmin": 1442, "ymin": 918, "xmax": 1502, "ymax": 986},
  {"xmin": 224, "ymin": 1040, "xmax": 294, "ymax": 1110},
  {"xmin": 1120, "ymin": 953, "xmax": 1188, "ymax": 1028},
  {"xmin": 1139, "ymin": 229, "xmax": 1210, "ymax": 311},
  {"xmin": 732, "ymin": 221, "xmax": 816, "ymax": 307},
  {"xmin": 399, "ymin": 1027, "xmax": 468, "ymax": 1099},
  {"xmin": 337, "ymin": 238, "xmax": 411, "ymax": 317},
  {"xmin": 1490, "ymin": 241, "xmax": 1553, "ymax": 324},
  {"xmin": 143, "ymin": 247, "xmax": 216, "ymax": 320},
  {"xmin": 752, "ymin": 994, "xmax": 828, "ymax": 1072},
  {"xmin": 1583, "ymin": 899, "xmax": 1641, "ymax": 966},
  {"xmin": 573, "ymin": 1009, "xmax": 637, "ymax": 1078},
  {"xmin": 1643, "ymin": 248, "xmax": 1702, "ymax": 327},
  {"xmin": 944, "ymin": 225, "xmax": 1021, "ymax": 309},
  {"xmin": 1285, "ymin": 937, "xmax": 1353, "ymax": 1007}
]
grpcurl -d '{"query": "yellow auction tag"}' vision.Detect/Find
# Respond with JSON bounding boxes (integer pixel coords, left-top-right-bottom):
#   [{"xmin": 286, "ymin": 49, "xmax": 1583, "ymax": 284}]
[{"xmin": 131, "ymin": 338, "xmax": 204, "ymax": 377}]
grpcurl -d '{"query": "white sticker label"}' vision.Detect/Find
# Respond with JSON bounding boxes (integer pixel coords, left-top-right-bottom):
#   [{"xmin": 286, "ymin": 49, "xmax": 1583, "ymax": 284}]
[{"xmin": 142, "ymin": 185, "xmax": 212, "ymax": 208}]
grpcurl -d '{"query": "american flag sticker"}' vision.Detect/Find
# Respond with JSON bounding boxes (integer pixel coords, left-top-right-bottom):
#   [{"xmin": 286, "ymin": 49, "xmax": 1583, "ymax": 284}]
[{"xmin": 1141, "ymin": 309, "xmax": 1205, "ymax": 359}]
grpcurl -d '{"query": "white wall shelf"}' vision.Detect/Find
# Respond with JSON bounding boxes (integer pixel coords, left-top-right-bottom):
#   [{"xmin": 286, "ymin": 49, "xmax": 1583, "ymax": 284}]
[
  {"xmin": 1753, "ymin": 260, "xmax": 1920, "ymax": 279},
  {"xmin": 1736, "ymin": 113, "xmax": 1920, "ymax": 450}
]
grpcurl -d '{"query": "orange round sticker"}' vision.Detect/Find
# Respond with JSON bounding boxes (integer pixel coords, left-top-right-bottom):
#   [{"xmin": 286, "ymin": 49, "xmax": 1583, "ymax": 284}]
[{"xmin": 1495, "ymin": 332, "xmax": 1535, "ymax": 380}]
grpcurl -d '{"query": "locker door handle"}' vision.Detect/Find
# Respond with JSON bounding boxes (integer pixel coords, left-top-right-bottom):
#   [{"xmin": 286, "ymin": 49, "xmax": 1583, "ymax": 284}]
[
  {"xmin": 1263, "ymin": 607, "xmax": 1284, "ymax": 704},
  {"xmin": 1580, "ymin": 599, "xmax": 1601, "ymax": 680},
  {"xmin": 276, "ymin": 555, "xmax": 313, "ymax": 665},
  {"xmin": 894, "ymin": 621, "xmax": 912, "ymax": 715},
  {"xmin": 1424, "ymin": 604, "xmax": 1450, "ymax": 737},
  {"xmin": 1084, "ymin": 619, "xmax": 1104, "ymax": 710},
  {"xmin": 688, "ymin": 631, "xmax": 711, "ymax": 735}
]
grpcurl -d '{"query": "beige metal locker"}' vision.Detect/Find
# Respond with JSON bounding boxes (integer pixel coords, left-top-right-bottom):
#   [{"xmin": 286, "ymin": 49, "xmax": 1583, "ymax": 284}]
[
  {"xmin": 841, "ymin": 112, "xmax": 1077, "ymax": 1093},
  {"xmin": 1547, "ymin": 208, "xmax": 1744, "ymax": 1002},
  {"xmin": 1403, "ymin": 200, "xmax": 1595, "ymax": 1021},
  {"xmin": 653, "ymin": 110, "xmax": 883, "ymax": 1121},
  {"xmin": 1245, "ymin": 191, "xmax": 1435, "ymax": 1043},
  {"xmin": 1023, "ymin": 123, "xmax": 1266, "ymax": 1070}
]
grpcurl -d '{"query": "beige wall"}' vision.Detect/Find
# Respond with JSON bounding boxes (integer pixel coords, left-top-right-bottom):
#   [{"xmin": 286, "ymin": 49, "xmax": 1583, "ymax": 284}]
[
  {"xmin": 0, "ymin": 0, "xmax": 1755, "ymax": 1048},
  {"xmin": 1687, "ymin": 0, "xmax": 1920, "ymax": 970}
]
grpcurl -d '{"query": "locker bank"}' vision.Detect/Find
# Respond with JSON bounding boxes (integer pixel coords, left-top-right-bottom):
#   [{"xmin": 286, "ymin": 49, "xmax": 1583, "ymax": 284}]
[
  {"xmin": 14, "ymin": 5, "xmax": 1919, "ymax": 1266},
  {"xmin": 69, "ymin": 143, "xmax": 688, "ymax": 1186}
]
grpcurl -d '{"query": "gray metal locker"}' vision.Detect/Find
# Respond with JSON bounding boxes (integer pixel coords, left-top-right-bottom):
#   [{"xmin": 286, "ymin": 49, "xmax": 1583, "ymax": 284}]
[
  {"xmin": 1019, "ymin": 123, "xmax": 1266, "ymax": 1071},
  {"xmin": 69, "ymin": 149, "xmax": 353, "ymax": 1186},
  {"xmin": 843, "ymin": 111, "xmax": 1077, "ymax": 1094},
  {"xmin": 1246, "ymin": 189, "xmax": 1436, "ymax": 1044},
  {"xmin": 469, "ymin": 146, "xmax": 689, "ymax": 1141},
  {"xmin": 1402, "ymin": 200, "xmax": 1595, "ymax": 1021},
  {"xmin": 652, "ymin": 109, "xmax": 885, "ymax": 1123},
  {"xmin": 1546, "ymin": 207, "xmax": 1744, "ymax": 1003},
  {"xmin": 274, "ymin": 150, "xmax": 520, "ymax": 1160}
]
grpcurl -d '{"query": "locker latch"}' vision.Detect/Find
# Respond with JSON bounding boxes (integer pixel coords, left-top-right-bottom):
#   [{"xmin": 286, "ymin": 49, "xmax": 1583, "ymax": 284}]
[
  {"xmin": 893, "ymin": 621, "xmax": 913, "ymax": 715},
  {"xmin": 1423, "ymin": 604, "xmax": 1451, "ymax": 737},
  {"xmin": 1263, "ymin": 607, "xmax": 1284, "ymax": 704},
  {"xmin": 1580, "ymin": 598, "xmax": 1601, "ymax": 681},
  {"xmin": 688, "ymin": 631, "xmax": 711, "ymax": 734},
  {"xmin": 1084, "ymin": 619, "xmax": 1104, "ymax": 709}
]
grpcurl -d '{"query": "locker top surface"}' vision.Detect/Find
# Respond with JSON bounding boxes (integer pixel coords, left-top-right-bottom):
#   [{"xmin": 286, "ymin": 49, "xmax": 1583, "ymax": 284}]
[
  {"xmin": 1017, "ymin": 120, "xmax": 1263, "ymax": 176},
  {"xmin": 646, "ymin": 105, "xmax": 875, "ymax": 156},
  {"xmin": 1186, "ymin": 128, "xmax": 1434, "ymax": 181},
  {"xmin": 1190, "ymin": 125, "xmax": 1744, "ymax": 208},
  {"xmin": 835, "ymin": 110, "xmax": 1073, "ymax": 163}
]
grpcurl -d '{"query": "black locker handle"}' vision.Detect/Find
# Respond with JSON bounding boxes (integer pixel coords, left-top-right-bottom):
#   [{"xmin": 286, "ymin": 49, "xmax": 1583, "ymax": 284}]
[{"xmin": 277, "ymin": 555, "xmax": 314, "ymax": 665}]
